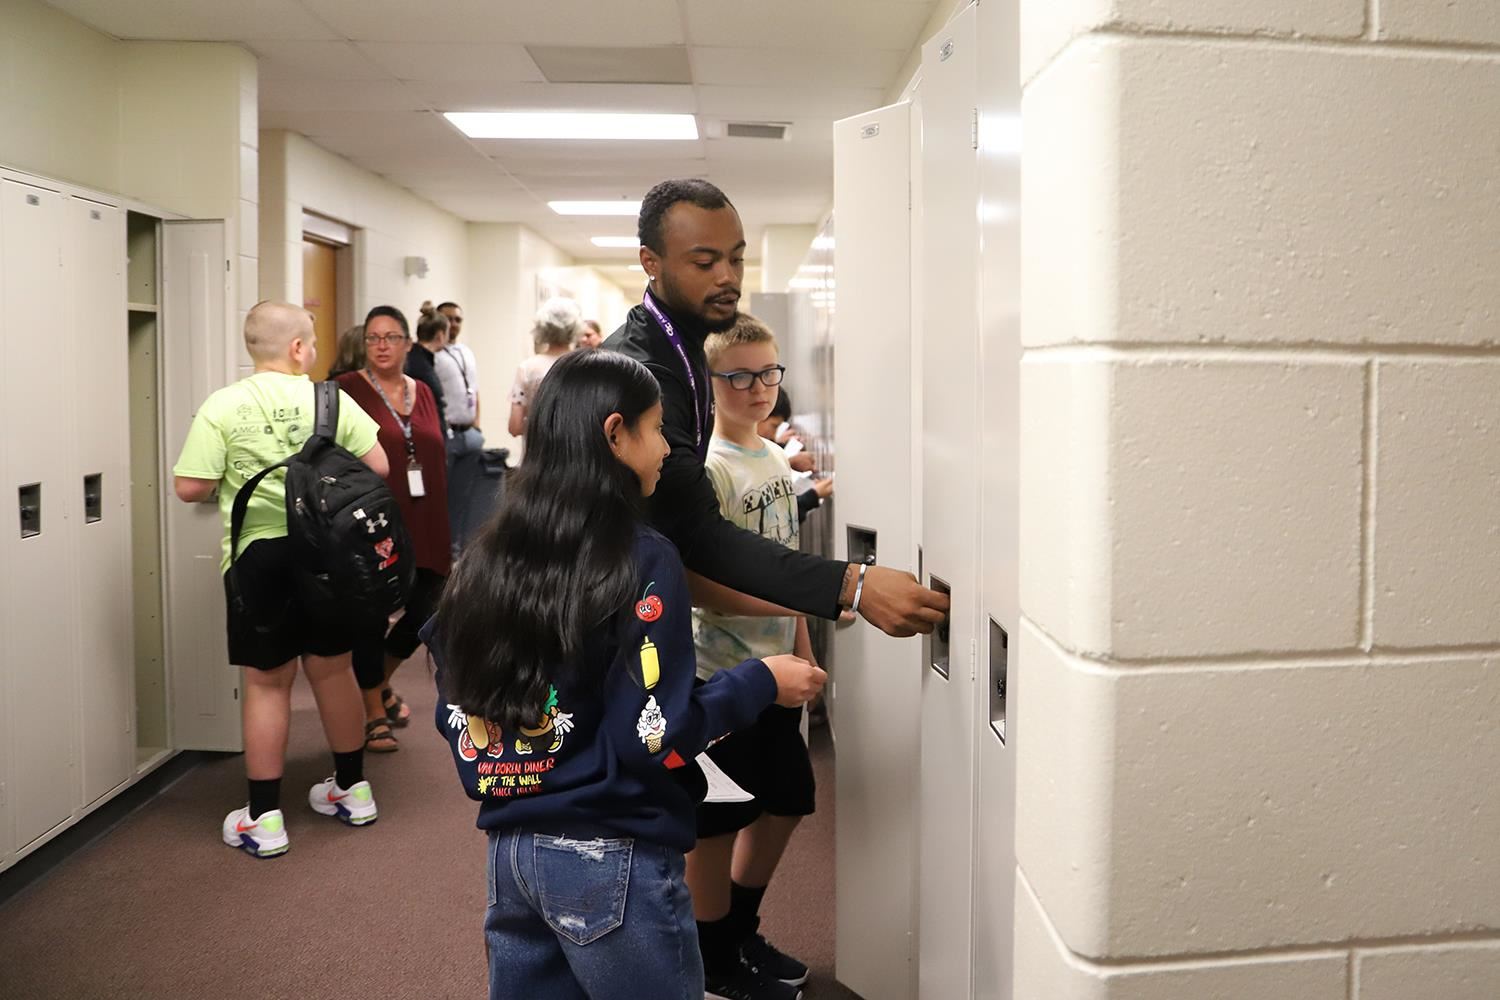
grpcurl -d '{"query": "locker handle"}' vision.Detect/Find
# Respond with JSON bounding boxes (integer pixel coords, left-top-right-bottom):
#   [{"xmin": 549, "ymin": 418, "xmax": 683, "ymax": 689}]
[
  {"xmin": 928, "ymin": 575, "xmax": 951, "ymax": 679},
  {"xmin": 18, "ymin": 483, "xmax": 41, "ymax": 538},
  {"xmin": 84, "ymin": 473, "xmax": 103, "ymax": 523}
]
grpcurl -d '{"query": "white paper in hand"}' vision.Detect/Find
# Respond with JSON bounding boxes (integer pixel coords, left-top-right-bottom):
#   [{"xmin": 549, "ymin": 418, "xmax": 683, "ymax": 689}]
[{"xmin": 698, "ymin": 753, "xmax": 753, "ymax": 803}]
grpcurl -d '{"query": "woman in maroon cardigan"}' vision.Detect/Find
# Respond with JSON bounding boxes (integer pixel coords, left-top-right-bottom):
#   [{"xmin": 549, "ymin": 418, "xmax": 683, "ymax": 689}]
[{"xmin": 337, "ymin": 305, "xmax": 452, "ymax": 752}]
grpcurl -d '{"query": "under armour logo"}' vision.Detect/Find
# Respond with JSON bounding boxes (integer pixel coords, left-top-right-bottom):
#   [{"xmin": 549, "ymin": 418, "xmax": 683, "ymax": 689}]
[{"xmin": 354, "ymin": 509, "xmax": 389, "ymax": 535}]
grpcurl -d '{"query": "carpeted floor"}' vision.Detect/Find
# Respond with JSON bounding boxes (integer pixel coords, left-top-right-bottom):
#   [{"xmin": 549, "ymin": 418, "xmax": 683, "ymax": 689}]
[{"xmin": 0, "ymin": 658, "xmax": 861, "ymax": 1000}]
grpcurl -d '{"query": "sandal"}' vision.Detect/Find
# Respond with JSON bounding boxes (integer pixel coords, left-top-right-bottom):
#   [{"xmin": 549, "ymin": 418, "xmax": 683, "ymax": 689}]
[
  {"xmin": 382, "ymin": 689, "xmax": 412, "ymax": 728},
  {"xmin": 364, "ymin": 718, "xmax": 400, "ymax": 753}
]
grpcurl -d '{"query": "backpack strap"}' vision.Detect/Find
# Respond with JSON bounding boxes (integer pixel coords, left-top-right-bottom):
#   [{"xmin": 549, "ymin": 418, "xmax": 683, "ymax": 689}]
[
  {"xmin": 314, "ymin": 379, "xmax": 340, "ymax": 441},
  {"xmin": 228, "ymin": 457, "xmax": 292, "ymax": 571}
]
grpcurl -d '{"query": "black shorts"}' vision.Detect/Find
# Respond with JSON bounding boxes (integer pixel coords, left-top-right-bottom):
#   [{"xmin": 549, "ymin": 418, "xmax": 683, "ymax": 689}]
[
  {"xmin": 224, "ymin": 537, "xmax": 354, "ymax": 670},
  {"xmin": 697, "ymin": 703, "xmax": 816, "ymax": 839}
]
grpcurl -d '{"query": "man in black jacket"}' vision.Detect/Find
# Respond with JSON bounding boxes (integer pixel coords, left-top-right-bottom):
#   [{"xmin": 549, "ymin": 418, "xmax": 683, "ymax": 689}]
[{"xmin": 604, "ymin": 179, "xmax": 947, "ymax": 636}]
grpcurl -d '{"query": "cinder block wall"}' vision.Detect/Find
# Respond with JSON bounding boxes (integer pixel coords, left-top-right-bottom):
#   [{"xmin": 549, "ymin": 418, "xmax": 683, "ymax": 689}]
[{"xmin": 1016, "ymin": 2, "xmax": 1500, "ymax": 997}]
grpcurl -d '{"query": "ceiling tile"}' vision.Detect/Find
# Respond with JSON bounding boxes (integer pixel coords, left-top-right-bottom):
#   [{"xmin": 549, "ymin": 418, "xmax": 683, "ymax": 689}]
[
  {"xmin": 355, "ymin": 42, "xmax": 545, "ymax": 84},
  {"xmin": 245, "ymin": 39, "xmax": 389, "ymax": 80},
  {"xmin": 695, "ymin": 85, "xmax": 885, "ymax": 121},
  {"xmin": 498, "ymin": 157, "xmax": 710, "ymax": 181},
  {"xmin": 259, "ymin": 109, "xmax": 454, "ymax": 142},
  {"xmin": 481, "ymin": 137, "xmax": 707, "ymax": 166},
  {"xmin": 528, "ymin": 45, "xmax": 692, "ymax": 85},
  {"xmin": 259, "ymin": 77, "xmax": 426, "ymax": 112},
  {"xmin": 46, "ymin": 0, "xmax": 339, "ymax": 40},
  {"xmin": 301, "ymin": 0, "xmax": 685, "ymax": 46},
  {"xmin": 685, "ymin": 0, "xmax": 934, "ymax": 50},
  {"xmin": 690, "ymin": 46, "xmax": 908, "ymax": 90}
]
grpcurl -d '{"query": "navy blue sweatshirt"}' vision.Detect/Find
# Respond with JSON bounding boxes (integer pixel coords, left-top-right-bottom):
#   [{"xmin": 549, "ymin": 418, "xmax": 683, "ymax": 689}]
[{"xmin": 428, "ymin": 526, "xmax": 777, "ymax": 851}]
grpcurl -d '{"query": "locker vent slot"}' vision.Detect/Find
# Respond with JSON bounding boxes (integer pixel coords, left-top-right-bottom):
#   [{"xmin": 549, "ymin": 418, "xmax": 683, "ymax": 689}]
[
  {"xmin": 929, "ymin": 575, "xmax": 952, "ymax": 679},
  {"xmin": 18, "ymin": 483, "xmax": 41, "ymax": 538},
  {"xmin": 989, "ymin": 617, "xmax": 1009, "ymax": 745},
  {"xmin": 84, "ymin": 474, "xmax": 103, "ymax": 523}
]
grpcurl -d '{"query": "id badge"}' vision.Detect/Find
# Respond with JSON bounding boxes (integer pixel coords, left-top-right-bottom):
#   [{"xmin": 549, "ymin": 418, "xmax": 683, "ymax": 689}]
[
  {"xmin": 407, "ymin": 463, "xmax": 426, "ymax": 498},
  {"xmin": 466, "ymin": 389, "xmax": 477, "ymax": 413}
]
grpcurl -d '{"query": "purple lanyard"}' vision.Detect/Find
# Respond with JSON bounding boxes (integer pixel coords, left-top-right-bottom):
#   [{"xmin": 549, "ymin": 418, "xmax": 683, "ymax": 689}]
[{"xmin": 641, "ymin": 291, "xmax": 709, "ymax": 456}]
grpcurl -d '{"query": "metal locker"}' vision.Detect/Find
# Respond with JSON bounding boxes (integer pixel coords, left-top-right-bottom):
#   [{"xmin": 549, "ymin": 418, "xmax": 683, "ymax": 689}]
[
  {"xmin": 0, "ymin": 179, "xmax": 81, "ymax": 852},
  {"xmin": 159, "ymin": 220, "xmax": 240, "ymax": 752},
  {"xmin": 831, "ymin": 101, "xmax": 923, "ymax": 1000},
  {"xmin": 973, "ymin": 0, "xmax": 1024, "ymax": 995},
  {"xmin": 915, "ymin": 6, "xmax": 983, "ymax": 998},
  {"xmin": 70, "ymin": 197, "xmax": 135, "ymax": 806}
]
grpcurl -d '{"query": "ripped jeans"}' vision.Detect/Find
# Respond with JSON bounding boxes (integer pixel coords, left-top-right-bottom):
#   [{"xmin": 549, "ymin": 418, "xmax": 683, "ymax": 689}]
[{"xmin": 484, "ymin": 825, "xmax": 704, "ymax": 1000}]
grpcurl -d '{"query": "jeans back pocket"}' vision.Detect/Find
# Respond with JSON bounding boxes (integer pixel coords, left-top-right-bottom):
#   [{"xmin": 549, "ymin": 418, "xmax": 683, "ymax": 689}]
[{"xmin": 532, "ymin": 834, "xmax": 632, "ymax": 946}]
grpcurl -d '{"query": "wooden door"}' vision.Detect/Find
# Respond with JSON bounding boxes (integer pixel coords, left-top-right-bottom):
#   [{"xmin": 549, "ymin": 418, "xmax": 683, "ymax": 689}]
[{"xmin": 301, "ymin": 238, "xmax": 338, "ymax": 381}]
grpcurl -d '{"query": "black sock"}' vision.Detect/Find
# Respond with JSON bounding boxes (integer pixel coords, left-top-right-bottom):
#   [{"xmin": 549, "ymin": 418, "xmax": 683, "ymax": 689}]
[
  {"xmin": 247, "ymin": 778, "xmax": 281, "ymax": 820},
  {"xmin": 730, "ymin": 882, "xmax": 769, "ymax": 940},
  {"xmin": 697, "ymin": 916, "xmax": 740, "ymax": 976},
  {"xmin": 333, "ymin": 749, "xmax": 364, "ymax": 790}
]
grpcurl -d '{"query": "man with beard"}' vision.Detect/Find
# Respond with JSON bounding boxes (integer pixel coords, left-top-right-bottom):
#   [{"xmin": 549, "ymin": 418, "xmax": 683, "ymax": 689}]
[{"xmin": 605, "ymin": 180, "xmax": 947, "ymax": 638}]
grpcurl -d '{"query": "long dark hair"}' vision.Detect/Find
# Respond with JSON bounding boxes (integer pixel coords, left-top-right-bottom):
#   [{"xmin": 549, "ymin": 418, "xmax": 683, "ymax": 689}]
[{"xmin": 436, "ymin": 350, "xmax": 662, "ymax": 728}]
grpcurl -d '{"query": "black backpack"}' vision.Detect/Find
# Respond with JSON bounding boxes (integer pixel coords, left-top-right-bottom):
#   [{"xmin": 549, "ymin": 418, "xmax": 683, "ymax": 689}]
[{"xmin": 230, "ymin": 380, "xmax": 415, "ymax": 631}]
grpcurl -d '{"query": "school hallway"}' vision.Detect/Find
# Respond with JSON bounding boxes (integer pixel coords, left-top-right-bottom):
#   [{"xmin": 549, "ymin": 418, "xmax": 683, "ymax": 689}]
[{"xmin": 0, "ymin": 657, "xmax": 859, "ymax": 1000}]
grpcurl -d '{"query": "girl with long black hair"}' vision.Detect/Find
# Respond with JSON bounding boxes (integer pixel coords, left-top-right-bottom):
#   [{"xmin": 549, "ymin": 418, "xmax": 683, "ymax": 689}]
[{"xmin": 425, "ymin": 350, "xmax": 824, "ymax": 1000}]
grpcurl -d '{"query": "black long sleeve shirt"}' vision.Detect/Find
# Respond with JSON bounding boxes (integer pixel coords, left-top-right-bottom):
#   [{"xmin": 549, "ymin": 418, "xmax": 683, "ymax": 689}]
[
  {"xmin": 405, "ymin": 344, "xmax": 449, "ymax": 438},
  {"xmin": 603, "ymin": 295, "xmax": 849, "ymax": 619}
]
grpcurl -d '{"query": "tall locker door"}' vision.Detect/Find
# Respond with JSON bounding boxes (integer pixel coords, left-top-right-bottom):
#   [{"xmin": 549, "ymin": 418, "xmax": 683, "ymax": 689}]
[
  {"xmin": 831, "ymin": 102, "xmax": 922, "ymax": 1000},
  {"xmin": 72, "ymin": 198, "xmax": 135, "ymax": 805},
  {"xmin": 0, "ymin": 179, "xmax": 81, "ymax": 852},
  {"xmin": 916, "ymin": 5, "xmax": 982, "ymax": 999},
  {"xmin": 160, "ymin": 220, "xmax": 241, "ymax": 751},
  {"xmin": 973, "ymin": 0, "xmax": 1024, "ymax": 997}
]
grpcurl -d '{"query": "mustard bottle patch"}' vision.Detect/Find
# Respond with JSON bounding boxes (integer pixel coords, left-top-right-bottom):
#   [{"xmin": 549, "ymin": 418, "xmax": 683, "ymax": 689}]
[{"xmin": 639, "ymin": 637, "xmax": 660, "ymax": 690}]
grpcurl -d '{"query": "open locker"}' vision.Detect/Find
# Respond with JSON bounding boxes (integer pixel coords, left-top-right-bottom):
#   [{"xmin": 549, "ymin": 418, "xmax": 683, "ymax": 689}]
[
  {"xmin": 831, "ymin": 100, "xmax": 923, "ymax": 1000},
  {"xmin": 0, "ymin": 161, "xmax": 238, "ymax": 873}
]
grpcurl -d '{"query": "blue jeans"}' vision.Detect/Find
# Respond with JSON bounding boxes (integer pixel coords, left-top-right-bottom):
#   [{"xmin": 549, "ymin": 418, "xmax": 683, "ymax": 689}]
[
  {"xmin": 446, "ymin": 427, "xmax": 488, "ymax": 555},
  {"xmin": 484, "ymin": 826, "xmax": 704, "ymax": 1000}
]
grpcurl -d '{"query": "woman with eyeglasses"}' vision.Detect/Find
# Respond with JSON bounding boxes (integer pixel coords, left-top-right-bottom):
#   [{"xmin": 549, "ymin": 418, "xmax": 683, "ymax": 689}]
[{"xmin": 336, "ymin": 305, "xmax": 452, "ymax": 753}]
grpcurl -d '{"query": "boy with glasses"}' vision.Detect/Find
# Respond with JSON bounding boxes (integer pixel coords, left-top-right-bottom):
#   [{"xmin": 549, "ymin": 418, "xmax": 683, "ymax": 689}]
[{"xmin": 688, "ymin": 313, "xmax": 817, "ymax": 1000}]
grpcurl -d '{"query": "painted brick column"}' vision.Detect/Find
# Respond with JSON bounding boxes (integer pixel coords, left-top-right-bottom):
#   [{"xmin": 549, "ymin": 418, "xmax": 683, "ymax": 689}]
[{"xmin": 1016, "ymin": 2, "xmax": 1500, "ymax": 996}]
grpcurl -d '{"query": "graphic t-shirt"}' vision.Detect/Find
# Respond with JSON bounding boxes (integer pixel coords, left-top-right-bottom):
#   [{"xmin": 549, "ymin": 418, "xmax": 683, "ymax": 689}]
[
  {"xmin": 692, "ymin": 437, "xmax": 800, "ymax": 678},
  {"xmin": 172, "ymin": 370, "xmax": 380, "ymax": 570}
]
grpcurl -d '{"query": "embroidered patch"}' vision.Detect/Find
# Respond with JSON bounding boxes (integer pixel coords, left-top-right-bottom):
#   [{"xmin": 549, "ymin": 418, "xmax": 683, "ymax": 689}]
[
  {"xmin": 635, "ymin": 583, "xmax": 664, "ymax": 623},
  {"xmin": 663, "ymin": 750, "xmax": 687, "ymax": 770},
  {"xmin": 636, "ymin": 696, "xmax": 667, "ymax": 754},
  {"xmin": 638, "ymin": 637, "xmax": 660, "ymax": 690}
]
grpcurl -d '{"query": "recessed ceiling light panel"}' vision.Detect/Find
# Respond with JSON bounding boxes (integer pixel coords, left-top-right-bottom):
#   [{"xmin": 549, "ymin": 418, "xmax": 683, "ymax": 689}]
[
  {"xmin": 445, "ymin": 112, "xmax": 698, "ymax": 141},
  {"xmin": 592, "ymin": 236, "xmax": 642, "ymax": 249},
  {"xmin": 550, "ymin": 201, "xmax": 642, "ymax": 217}
]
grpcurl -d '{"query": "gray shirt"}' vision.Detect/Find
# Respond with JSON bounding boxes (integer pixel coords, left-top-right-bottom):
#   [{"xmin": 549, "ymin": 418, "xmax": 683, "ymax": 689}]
[{"xmin": 435, "ymin": 343, "xmax": 480, "ymax": 427}]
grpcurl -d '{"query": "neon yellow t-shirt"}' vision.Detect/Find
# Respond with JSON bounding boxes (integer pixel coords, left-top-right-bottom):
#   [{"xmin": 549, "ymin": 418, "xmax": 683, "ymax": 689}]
[{"xmin": 172, "ymin": 370, "xmax": 380, "ymax": 571}]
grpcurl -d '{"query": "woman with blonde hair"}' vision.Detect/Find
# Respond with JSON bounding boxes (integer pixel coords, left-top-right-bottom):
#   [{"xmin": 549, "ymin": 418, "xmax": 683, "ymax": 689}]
[{"xmin": 508, "ymin": 296, "xmax": 582, "ymax": 438}]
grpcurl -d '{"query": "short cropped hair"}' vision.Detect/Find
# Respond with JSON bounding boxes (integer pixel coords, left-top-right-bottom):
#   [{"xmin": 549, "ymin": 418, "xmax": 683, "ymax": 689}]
[
  {"xmin": 705, "ymin": 312, "xmax": 776, "ymax": 368},
  {"xmin": 638, "ymin": 179, "xmax": 735, "ymax": 255}
]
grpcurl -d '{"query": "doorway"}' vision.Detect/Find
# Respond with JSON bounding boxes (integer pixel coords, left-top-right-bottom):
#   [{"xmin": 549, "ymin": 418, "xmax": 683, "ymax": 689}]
[{"xmin": 301, "ymin": 235, "xmax": 340, "ymax": 381}]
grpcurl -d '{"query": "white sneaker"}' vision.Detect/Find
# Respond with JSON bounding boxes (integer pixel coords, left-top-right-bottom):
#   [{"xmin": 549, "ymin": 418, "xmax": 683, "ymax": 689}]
[
  {"xmin": 221, "ymin": 807, "xmax": 289, "ymax": 859},
  {"xmin": 307, "ymin": 777, "xmax": 378, "ymax": 826}
]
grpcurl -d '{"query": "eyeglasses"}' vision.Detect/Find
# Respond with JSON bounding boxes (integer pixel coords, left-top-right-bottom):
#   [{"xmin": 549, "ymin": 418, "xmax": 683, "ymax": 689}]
[
  {"xmin": 364, "ymin": 333, "xmax": 407, "ymax": 346},
  {"xmin": 712, "ymin": 365, "xmax": 786, "ymax": 390}
]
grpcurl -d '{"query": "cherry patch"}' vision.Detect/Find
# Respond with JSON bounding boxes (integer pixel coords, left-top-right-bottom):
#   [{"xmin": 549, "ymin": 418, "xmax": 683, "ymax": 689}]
[{"xmin": 635, "ymin": 586, "xmax": 664, "ymax": 623}]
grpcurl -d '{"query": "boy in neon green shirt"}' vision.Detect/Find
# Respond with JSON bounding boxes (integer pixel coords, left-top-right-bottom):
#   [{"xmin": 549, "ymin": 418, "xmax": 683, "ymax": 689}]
[{"xmin": 173, "ymin": 301, "xmax": 390, "ymax": 858}]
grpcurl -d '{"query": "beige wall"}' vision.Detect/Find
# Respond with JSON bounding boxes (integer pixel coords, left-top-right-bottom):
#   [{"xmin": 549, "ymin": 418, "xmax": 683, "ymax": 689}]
[
  {"xmin": 258, "ymin": 128, "xmax": 468, "ymax": 367},
  {"xmin": 0, "ymin": 0, "xmax": 255, "ymax": 374},
  {"xmin": 759, "ymin": 224, "xmax": 818, "ymax": 293},
  {"xmin": 1017, "ymin": 2, "xmax": 1500, "ymax": 996}
]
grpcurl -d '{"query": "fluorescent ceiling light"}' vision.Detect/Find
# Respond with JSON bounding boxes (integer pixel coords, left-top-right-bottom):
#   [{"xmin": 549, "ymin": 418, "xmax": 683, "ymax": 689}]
[
  {"xmin": 592, "ymin": 236, "xmax": 642, "ymax": 249},
  {"xmin": 796, "ymin": 264, "xmax": 833, "ymax": 274},
  {"xmin": 445, "ymin": 112, "xmax": 697, "ymax": 141},
  {"xmin": 811, "ymin": 236, "xmax": 835, "ymax": 251},
  {"xmin": 550, "ymin": 200, "xmax": 642, "ymax": 217}
]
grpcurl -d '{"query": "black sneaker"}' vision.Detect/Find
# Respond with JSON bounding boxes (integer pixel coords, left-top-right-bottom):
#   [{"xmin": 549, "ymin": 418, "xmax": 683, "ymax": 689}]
[
  {"xmin": 705, "ymin": 955, "xmax": 803, "ymax": 1000},
  {"xmin": 741, "ymin": 933, "xmax": 810, "ymax": 987}
]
